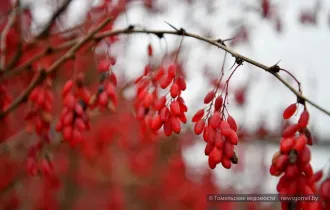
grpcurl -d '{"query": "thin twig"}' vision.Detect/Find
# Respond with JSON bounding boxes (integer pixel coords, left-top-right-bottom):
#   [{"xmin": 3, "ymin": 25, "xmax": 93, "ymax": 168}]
[
  {"xmin": 0, "ymin": 4, "xmax": 18, "ymax": 70},
  {"xmin": 33, "ymin": 0, "xmax": 73, "ymax": 40},
  {"xmin": 1, "ymin": 26, "xmax": 329, "ymax": 117}
]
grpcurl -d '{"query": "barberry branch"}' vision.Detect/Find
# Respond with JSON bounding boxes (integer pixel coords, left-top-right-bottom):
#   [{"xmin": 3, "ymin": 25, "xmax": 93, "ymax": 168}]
[
  {"xmin": 33, "ymin": 0, "xmax": 73, "ymax": 40},
  {"xmin": 0, "ymin": 2, "xmax": 18, "ymax": 71},
  {"xmin": 1, "ymin": 25, "xmax": 330, "ymax": 119},
  {"xmin": 0, "ymin": 17, "xmax": 112, "ymax": 119}
]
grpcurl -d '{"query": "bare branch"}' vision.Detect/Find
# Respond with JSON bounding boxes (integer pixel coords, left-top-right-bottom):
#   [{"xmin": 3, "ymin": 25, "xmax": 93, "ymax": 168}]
[
  {"xmin": 1, "ymin": 25, "xmax": 329, "ymax": 118},
  {"xmin": 34, "ymin": 0, "xmax": 73, "ymax": 40},
  {"xmin": 0, "ymin": 4, "xmax": 18, "ymax": 70}
]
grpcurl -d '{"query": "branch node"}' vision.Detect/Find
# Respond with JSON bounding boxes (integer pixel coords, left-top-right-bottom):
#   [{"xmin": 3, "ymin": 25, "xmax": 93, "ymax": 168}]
[
  {"xmin": 215, "ymin": 39, "xmax": 226, "ymax": 46},
  {"xmin": 179, "ymin": 28, "xmax": 186, "ymax": 34},
  {"xmin": 297, "ymin": 96, "xmax": 305, "ymax": 105},
  {"xmin": 154, "ymin": 32, "xmax": 164, "ymax": 39},
  {"xmin": 127, "ymin": 25, "xmax": 135, "ymax": 31},
  {"xmin": 269, "ymin": 64, "xmax": 280, "ymax": 73},
  {"xmin": 235, "ymin": 56, "xmax": 243, "ymax": 65},
  {"xmin": 45, "ymin": 47, "xmax": 53, "ymax": 54}
]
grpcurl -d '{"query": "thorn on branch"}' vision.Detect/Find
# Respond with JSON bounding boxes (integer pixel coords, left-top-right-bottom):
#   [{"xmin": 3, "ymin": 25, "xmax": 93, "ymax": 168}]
[
  {"xmin": 164, "ymin": 21, "xmax": 180, "ymax": 32},
  {"xmin": 154, "ymin": 32, "xmax": 164, "ymax": 39},
  {"xmin": 127, "ymin": 25, "xmax": 135, "ymax": 30},
  {"xmin": 45, "ymin": 47, "xmax": 53, "ymax": 54},
  {"xmin": 215, "ymin": 39, "xmax": 227, "ymax": 46}
]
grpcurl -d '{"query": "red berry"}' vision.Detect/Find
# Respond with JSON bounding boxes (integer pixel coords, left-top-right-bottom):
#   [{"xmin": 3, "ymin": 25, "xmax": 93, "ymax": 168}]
[
  {"xmin": 210, "ymin": 147, "xmax": 222, "ymax": 164},
  {"xmin": 204, "ymin": 91, "xmax": 215, "ymax": 104},
  {"xmin": 298, "ymin": 110, "xmax": 309, "ymax": 128},
  {"xmin": 154, "ymin": 96, "xmax": 166, "ymax": 111},
  {"xmin": 293, "ymin": 135, "xmax": 307, "ymax": 152},
  {"xmin": 221, "ymin": 157, "xmax": 232, "ymax": 169},
  {"xmin": 160, "ymin": 74, "xmax": 173, "ymax": 89},
  {"xmin": 170, "ymin": 83, "xmax": 179, "ymax": 98},
  {"xmin": 151, "ymin": 115, "xmax": 163, "ymax": 131},
  {"xmin": 98, "ymin": 60, "xmax": 111, "ymax": 72},
  {"xmin": 209, "ymin": 112, "xmax": 221, "ymax": 129},
  {"xmin": 280, "ymin": 137, "xmax": 295, "ymax": 154},
  {"xmin": 168, "ymin": 64, "xmax": 177, "ymax": 78},
  {"xmin": 192, "ymin": 109, "xmax": 204, "ymax": 122},
  {"xmin": 194, "ymin": 120, "xmax": 205, "ymax": 135},
  {"xmin": 177, "ymin": 76, "xmax": 186, "ymax": 91},
  {"xmin": 227, "ymin": 115, "xmax": 237, "ymax": 132},
  {"xmin": 282, "ymin": 124, "xmax": 300, "ymax": 138},
  {"xmin": 214, "ymin": 96, "xmax": 223, "ymax": 111},
  {"xmin": 283, "ymin": 103, "xmax": 297, "ymax": 119},
  {"xmin": 170, "ymin": 101, "xmax": 181, "ymax": 116}
]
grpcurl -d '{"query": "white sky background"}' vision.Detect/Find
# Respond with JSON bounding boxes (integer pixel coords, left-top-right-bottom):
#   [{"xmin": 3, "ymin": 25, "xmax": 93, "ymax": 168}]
[{"xmin": 22, "ymin": 0, "xmax": 330, "ymax": 193}]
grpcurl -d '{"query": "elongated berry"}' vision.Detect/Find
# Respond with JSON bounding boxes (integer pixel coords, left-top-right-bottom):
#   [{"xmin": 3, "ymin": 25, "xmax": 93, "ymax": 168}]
[
  {"xmin": 151, "ymin": 115, "xmax": 163, "ymax": 131},
  {"xmin": 160, "ymin": 75, "xmax": 172, "ymax": 89},
  {"xmin": 210, "ymin": 147, "xmax": 222, "ymax": 164},
  {"xmin": 170, "ymin": 83, "xmax": 179, "ymax": 98},
  {"xmin": 168, "ymin": 64, "xmax": 177, "ymax": 78},
  {"xmin": 293, "ymin": 135, "xmax": 307, "ymax": 152},
  {"xmin": 280, "ymin": 137, "xmax": 295, "ymax": 154},
  {"xmin": 170, "ymin": 101, "xmax": 181, "ymax": 115},
  {"xmin": 282, "ymin": 124, "xmax": 300, "ymax": 138},
  {"xmin": 163, "ymin": 120, "xmax": 172, "ymax": 136},
  {"xmin": 227, "ymin": 115, "xmax": 237, "ymax": 132},
  {"xmin": 209, "ymin": 112, "xmax": 221, "ymax": 129},
  {"xmin": 215, "ymin": 132, "xmax": 224, "ymax": 148},
  {"xmin": 192, "ymin": 109, "xmax": 204, "ymax": 122},
  {"xmin": 298, "ymin": 110, "xmax": 309, "ymax": 128},
  {"xmin": 154, "ymin": 96, "xmax": 166, "ymax": 111},
  {"xmin": 214, "ymin": 96, "xmax": 223, "ymax": 111},
  {"xmin": 221, "ymin": 158, "xmax": 232, "ymax": 169},
  {"xmin": 283, "ymin": 103, "xmax": 297, "ymax": 119},
  {"xmin": 208, "ymin": 156, "xmax": 216, "ymax": 169},
  {"xmin": 275, "ymin": 154, "xmax": 289, "ymax": 171},
  {"xmin": 204, "ymin": 142, "xmax": 214, "ymax": 156},
  {"xmin": 204, "ymin": 91, "xmax": 215, "ymax": 104},
  {"xmin": 194, "ymin": 120, "xmax": 205, "ymax": 135},
  {"xmin": 170, "ymin": 116, "xmax": 181, "ymax": 134},
  {"xmin": 228, "ymin": 130, "xmax": 238, "ymax": 145},
  {"xmin": 177, "ymin": 76, "xmax": 186, "ymax": 91}
]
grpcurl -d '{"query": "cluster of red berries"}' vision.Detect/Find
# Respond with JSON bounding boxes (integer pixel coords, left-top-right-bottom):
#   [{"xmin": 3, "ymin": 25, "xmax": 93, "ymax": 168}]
[
  {"xmin": 55, "ymin": 73, "xmax": 91, "ymax": 146},
  {"xmin": 134, "ymin": 62, "xmax": 187, "ymax": 136},
  {"xmin": 270, "ymin": 103, "xmax": 323, "ymax": 209},
  {"xmin": 26, "ymin": 142, "xmax": 53, "ymax": 177},
  {"xmin": 134, "ymin": 44, "xmax": 187, "ymax": 136},
  {"xmin": 89, "ymin": 59, "xmax": 118, "ymax": 111},
  {"xmin": 192, "ymin": 90, "xmax": 239, "ymax": 169},
  {"xmin": 25, "ymin": 78, "xmax": 53, "ymax": 143}
]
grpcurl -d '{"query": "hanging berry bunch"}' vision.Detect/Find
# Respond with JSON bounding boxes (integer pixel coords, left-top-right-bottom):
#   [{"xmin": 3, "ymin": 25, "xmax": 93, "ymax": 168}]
[
  {"xmin": 270, "ymin": 102, "xmax": 323, "ymax": 209},
  {"xmin": 55, "ymin": 73, "xmax": 91, "ymax": 147},
  {"xmin": 192, "ymin": 63, "xmax": 241, "ymax": 170},
  {"xmin": 25, "ymin": 77, "xmax": 54, "ymax": 143},
  {"xmin": 89, "ymin": 58, "xmax": 118, "ymax": 111},
  {"xmin": 26, "ymin": 142, "xmax": 53, "ymax": 177},
  {"xmin": 134, "ymin": 43, "xmax": 188, "ymax": 136}
]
